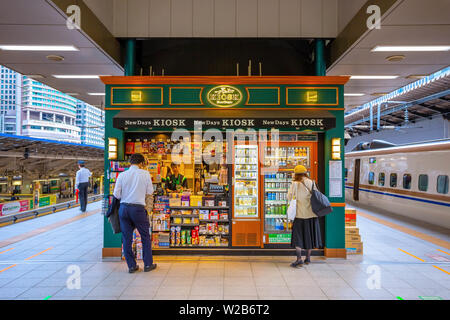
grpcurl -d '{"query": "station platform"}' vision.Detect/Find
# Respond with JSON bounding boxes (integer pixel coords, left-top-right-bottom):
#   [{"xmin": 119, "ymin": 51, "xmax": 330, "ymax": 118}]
[{"xmin": 0, "ymin": 201, "xmax": 448, "ymax": 300}]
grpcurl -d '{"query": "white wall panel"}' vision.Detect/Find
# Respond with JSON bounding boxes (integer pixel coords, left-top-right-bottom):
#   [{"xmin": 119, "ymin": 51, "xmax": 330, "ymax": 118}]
[
  {"xmin": 128, "ymin": 0, "xmax": 149, "ymax": 37},
  {"xmin": 193, "ymin": 0, "xmax": 214, "ymax": 36},
  {"xmin": 322, "ymin": 0, "xmax": 337, "ymax": 37},
  {"xmin": 258, "ymin": 0, "xmax": 279, "ymax": 37},
  {"xmin": 301, "ymin": 0, "xmax": 322, "ymax": 37},
  {"xmin": 236, "ymin": 0, "xmax": 258, "ymax": 37},
  {"xmin": 105, "ymin": 0, "xmax": 338, "ymax": 37},
  {"xmin": 149, "ymin": 0, "xmax": 171, "ymax": 37},
  {"xmin": 214, "ymin": 0, "xmax": 236, "ymax": 37},
  {"xmin": 113, "ymin": 0, "xmax": 128, "ymax": 37},
  {"xmin": 279, "ymin": 0, "xmax": 301, "ymax": 37},
  {"xmin": 172, "ymin": 0, "xmax": 193, "ymax": 37}
]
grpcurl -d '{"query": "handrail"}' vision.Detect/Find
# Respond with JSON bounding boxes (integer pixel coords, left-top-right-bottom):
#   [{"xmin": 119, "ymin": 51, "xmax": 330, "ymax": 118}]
[{"xmin": 0, "ymin": 194, "xmax": 103, "ymax": 226}]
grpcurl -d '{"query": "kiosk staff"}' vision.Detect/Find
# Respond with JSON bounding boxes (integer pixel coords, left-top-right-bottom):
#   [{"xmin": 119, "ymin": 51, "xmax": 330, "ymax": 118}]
[{"xmin": 165, "ymin": 163, "xmax": 188, "ymax": 193}]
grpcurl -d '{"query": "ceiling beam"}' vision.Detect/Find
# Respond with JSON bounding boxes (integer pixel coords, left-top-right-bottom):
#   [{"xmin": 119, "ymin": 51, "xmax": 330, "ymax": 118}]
[{"xmin": 416, "ymin": 103, "xmax": 446, "ymax": 114}]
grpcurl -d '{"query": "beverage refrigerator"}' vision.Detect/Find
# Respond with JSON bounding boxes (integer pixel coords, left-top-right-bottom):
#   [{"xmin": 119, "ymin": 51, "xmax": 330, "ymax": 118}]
[
  {"xmin": 261, "ymin": 140, "xmax": 317, "ymax": 246},
  {"xmin": 231, "ymin": 142, "xmax": 261, "ymax": 247}
]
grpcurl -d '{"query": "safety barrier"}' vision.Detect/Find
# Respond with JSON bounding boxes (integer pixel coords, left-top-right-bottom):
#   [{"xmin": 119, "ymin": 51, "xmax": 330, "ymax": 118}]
[{"xmin": 0, "ymin": 194, "xmax": 103, "ymax": 227}]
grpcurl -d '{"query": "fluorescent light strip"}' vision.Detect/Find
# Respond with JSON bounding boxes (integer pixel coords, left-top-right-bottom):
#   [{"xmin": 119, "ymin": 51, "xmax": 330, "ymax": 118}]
[
  {"xmin": 0, "ymin": 45, "xmax": 78, "ymax": 51},
  {"xmin": 350, "ymin": 75, "xmax": 399, "ymax": 80},
  {"xmin": 87, "ymin": 93, "xmax": 105, "ymax": 96},
  {"xmin": 344, "ymin": 93, "xmax": 365, "ymax": 97},
  {"xmin": 53, "ymin": 75, "xmax": 100, "ymax": 79},
  {"xmin": 372, "ymin": 45, "xmax": 450, "ymax": 52}
]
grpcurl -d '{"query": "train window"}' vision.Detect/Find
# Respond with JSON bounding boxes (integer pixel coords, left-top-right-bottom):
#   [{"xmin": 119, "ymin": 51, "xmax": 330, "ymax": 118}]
[
  {"xmin": 378, "ymin": 173, "xmax": 385, "ymax": 186},
  {"xmin": 437, "ymin": 175, "xmax": 449, "ymax": 194},
  {"xmin": 403, "ymin": 174, "xmax": 412, "ymax": 190},
  {"xmin": 418, "ymin": 174, "xmax": 428, "ymax": 192},
  {"xmin": 368, "ymin": 172, "xmax": 375, "ymax": 185},
  {"xmin": 390, "ymin": 173, "xmax": 397, "ymax": 187}
]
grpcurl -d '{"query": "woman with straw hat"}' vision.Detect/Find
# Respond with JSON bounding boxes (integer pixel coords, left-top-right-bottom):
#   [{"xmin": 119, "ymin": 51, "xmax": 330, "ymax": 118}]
[{"xmin": 287, "ymin": 165, "xmax": 322, "ymax": 268}]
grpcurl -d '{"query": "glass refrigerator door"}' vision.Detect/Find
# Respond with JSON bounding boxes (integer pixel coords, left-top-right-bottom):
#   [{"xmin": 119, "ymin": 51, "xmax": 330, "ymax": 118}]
[
  {"xmin": 234, "ymin": 145, "xmax": 258, "ymax": 218},
  {"xmin": 263, "ymin": 145, "xmax": 311, "ymax": 233}
]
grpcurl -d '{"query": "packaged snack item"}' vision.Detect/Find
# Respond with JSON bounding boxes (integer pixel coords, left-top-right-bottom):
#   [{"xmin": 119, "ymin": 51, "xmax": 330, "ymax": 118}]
[
  {"xmin": 209, "ymin": 210, "xmax": 219, "ymax": 220},
  {"xmin": 214, "ymin": 223, "xmax": 219, "ymax": 234},
  {"xmin": 219, "ymin": 210, "xmax": 228, "ymax": 220},
  {"xmin": 181, "ymin": 230, "xmax": 186, "ymax": 245},
  {"xmin": 170, "ymin": 227, "xmax": 175, "ymax": 246},
  {"xmin": 125, "ymin": 141, "xmax": 135, "ymax": 154},
  {"xmin": 214, "ymin": 236, "xmax": 221, "ymax": 246},
  {"xmin": 187, "ymin": 233, "xmax": 191, "ymax": 245},
  {"xmin": 199, "ymin": 210, "xmax": 209, "ymax": 220},
  {"xmin": 134, "ymin": 141, "xmax": 143, "ymax": 153},
  {"xmin": 199, "ymin": 235, "xmax": 206, "ymax": 246},
  {"xmin": 183, "ymin": 217, "xmax": 191, "ymax": 224},
  {"xmin": 199, "ymin": 224, "xmax": 206, "ymax": 234},
  {"xmin": 176, "ymin": 226, "xmax": 181, "ymax": 246},
  {"xmin": 218, "ymin": 200, "xmax": 227, "ymax": 207}
]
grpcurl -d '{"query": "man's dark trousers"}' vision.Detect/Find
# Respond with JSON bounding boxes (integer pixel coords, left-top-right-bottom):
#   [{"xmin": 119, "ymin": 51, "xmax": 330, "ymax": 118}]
[
  {"xmin": 119, "ymin": 203, "xmax": 153, "ymax": 269},
  {"xmin": 78, "ymin": 182, "xmax": 89, "ymax": 212}
]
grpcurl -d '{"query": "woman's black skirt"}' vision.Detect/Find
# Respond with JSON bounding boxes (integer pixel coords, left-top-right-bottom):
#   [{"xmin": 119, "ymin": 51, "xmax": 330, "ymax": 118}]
[{"xmin": 291, "ymin": 217, "xmax": 322, "ymax": 249}]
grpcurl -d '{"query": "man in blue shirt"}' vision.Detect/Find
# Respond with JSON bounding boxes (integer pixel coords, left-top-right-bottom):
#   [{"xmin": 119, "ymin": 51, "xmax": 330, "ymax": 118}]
[{"xmin": 113, "ymin": 153, "xmax": 157, "ymax": 273}]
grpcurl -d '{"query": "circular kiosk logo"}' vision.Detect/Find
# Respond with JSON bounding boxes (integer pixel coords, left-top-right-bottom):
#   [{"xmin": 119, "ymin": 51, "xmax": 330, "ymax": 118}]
[{"xmin": 207, "ymin": 85, "xmax": 243, "ymax": 108}]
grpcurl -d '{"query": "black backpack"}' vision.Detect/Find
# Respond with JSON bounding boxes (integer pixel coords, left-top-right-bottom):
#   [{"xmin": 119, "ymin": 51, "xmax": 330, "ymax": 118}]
[{"xmin": 301, "ymin": 180, "xmax": 333, "ymax": 217}]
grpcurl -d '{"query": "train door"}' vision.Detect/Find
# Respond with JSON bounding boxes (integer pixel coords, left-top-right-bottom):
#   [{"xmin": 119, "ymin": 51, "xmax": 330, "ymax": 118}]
[{"xmin": 353, "ymin": 159, "xmax": 360, "ymax": 201}]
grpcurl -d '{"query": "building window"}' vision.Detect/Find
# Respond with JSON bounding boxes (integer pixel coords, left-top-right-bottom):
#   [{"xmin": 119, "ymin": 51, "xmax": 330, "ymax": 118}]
[
  {"xmin": 378, "ymin": 173, "xmax": 385, "ymax": 186},
  {"xmin": 403, "ymin": 174, "xmax": 412, "ymax": 190},
  {"xmin": 368, "ymin": 172, "xmax": 375, "ymax": 185},
  {"xmin": 418, "ymin": 174, "xmax": 428, "ymax": 192},
  {"xmin": 390, "ymin": 173, "xmax": 397, "ymax": 188},
  {"xmin": 437, "ymin": 175, "xmax": 449, "ymax": 194}
]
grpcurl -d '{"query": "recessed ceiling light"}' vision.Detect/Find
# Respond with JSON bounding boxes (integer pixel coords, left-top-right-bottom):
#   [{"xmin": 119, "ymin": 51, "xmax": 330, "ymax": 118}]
[
  {"xmin": 65, "ymin": 93, "xmax": 79, "ymax": 96},
  {"xmin": 53, "ymin": 75, "xmax": 101, "ymax": 79},
  {"xmin": 349, "ymin": 75, "xmax": 399, "ymax": 80},
  {"xmin": 372, "ymin": 45, "xmax": 450, "ymax": 52},
  {"xmin": 87, "ymin": 93, "xmax": 105, "ymax": 96},
  {"xmin": 385, "ymin": 55, "xmax": 405, "ymax": 62},
  {"xmin": 46, "ymin": 55, "xmax": 64, "ymax": 62},
  {"xmin": 371, "ymin": 92, "xmax": 389, "ymax": 96},
  {"xmin": 0, "ymin": 45, "xmax": 78, "ymax": 51},
  {"xmin": 344, "ymin": 93, "xmax": 365, "ymax": 97}
]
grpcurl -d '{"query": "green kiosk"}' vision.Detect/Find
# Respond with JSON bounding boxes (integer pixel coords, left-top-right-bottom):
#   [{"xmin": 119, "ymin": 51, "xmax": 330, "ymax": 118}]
[{"xmin": 101, "ymin": 75, "xmax": 349, "ymax": 259}]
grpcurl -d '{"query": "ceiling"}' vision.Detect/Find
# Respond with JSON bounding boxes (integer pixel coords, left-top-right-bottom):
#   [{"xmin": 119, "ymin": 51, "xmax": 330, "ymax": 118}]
[
  {"xmin": 0, "ymin": 0, "xmax": 123, "ymax": 107},
  {"xmin": 327, "ymin": 0, "xmax": 450, "ymax": 113},
  {"xmin": 0, "ymin": 133, "xmax": 104, "ymax": 178}
]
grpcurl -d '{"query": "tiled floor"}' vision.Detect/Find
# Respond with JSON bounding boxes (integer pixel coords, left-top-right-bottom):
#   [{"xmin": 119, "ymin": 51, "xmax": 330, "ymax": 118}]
[{"xmin": 0, "ymin": 201, "xmax": 448, "ymax": 300}]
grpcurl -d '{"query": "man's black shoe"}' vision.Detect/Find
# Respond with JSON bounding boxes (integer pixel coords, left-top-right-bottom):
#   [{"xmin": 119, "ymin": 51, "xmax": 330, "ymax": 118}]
[
  {"xmin": 129, "ymin": 265, "xmax": 139, "ymax": 273},
  {"xmin": 144, "ymin": 264, "xmax": 157, "ymax": 272}
]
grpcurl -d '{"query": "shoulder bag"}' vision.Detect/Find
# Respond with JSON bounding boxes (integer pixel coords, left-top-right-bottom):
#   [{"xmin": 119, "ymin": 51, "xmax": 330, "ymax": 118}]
[{"xmin": 301, "ymin": 180, "xmax": 333, "ymax": 217}]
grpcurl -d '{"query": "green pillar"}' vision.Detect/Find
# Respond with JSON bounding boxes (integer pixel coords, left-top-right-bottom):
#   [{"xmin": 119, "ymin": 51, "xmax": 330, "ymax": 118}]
[
  {"xmin": 124, "ymin": 39, "xmax": 136, "ymax": 76},
  {"xmin": 315, "ymin": 39, "xmax": 326, "ymax": 76}
]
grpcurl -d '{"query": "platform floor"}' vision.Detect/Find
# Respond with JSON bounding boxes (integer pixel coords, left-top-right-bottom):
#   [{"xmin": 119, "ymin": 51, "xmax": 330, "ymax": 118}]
[{"xmin": 0, "ymin": 201, "xmax": 448, "ymax": 300}]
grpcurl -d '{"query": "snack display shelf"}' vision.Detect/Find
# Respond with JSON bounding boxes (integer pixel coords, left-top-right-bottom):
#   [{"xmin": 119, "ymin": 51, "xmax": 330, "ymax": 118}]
[
  {"xmin": 170, "ymin": 214, "xmax": 199, "ymax": 218},
  {"xmin": 170, "ymin": 223, "xmax": 199, "ymax": 227},
  {"xmin": 235, "ymin": 177, "xmax": 258, "ymax": 180},
  {"xmin": 169, "ymin": 206, "xmax": 229, "ymax": 210},
  {"xmin": 199, "ymin": 219, "xmax": 229, "ymax": 223}
]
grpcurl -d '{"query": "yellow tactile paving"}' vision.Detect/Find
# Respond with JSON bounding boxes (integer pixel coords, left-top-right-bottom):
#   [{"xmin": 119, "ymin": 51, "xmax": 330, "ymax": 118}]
[{"xmin": 356, "ymin": 210, "xmax": 450, "ymax": 250}]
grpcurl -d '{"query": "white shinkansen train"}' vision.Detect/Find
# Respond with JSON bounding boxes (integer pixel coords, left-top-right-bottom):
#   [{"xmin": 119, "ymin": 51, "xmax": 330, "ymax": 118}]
[{"xmin": 345, "ymin": 140, "xmax": 450, "ymax": 229}]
